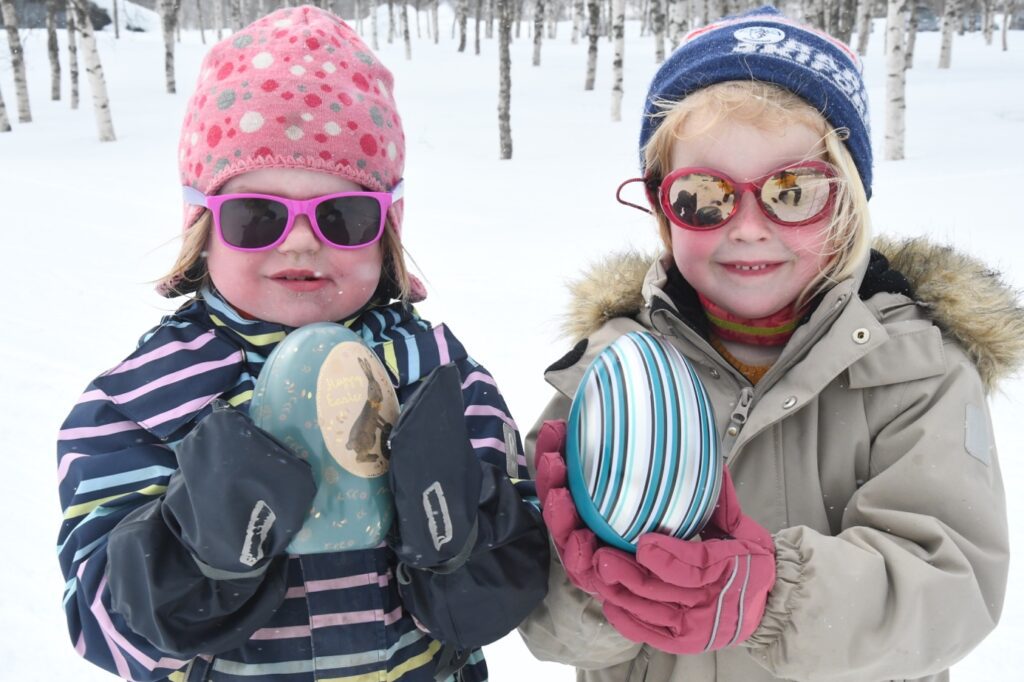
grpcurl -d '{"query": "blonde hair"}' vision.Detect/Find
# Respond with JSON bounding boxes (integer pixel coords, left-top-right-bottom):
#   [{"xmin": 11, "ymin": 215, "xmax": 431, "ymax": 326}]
[
  {"xmin": 157, "ymin": 211, "xmax": 412, "ymax": 302},
  {"xmin": 642, "ymin": 81, "xmax": 871, "ymax": 308}
]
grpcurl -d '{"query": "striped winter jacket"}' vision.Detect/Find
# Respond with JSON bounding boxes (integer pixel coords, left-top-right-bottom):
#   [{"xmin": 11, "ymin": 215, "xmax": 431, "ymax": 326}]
[{"xmin": 57, "ymin": 290, "xmax": 533, "ymax": 682}]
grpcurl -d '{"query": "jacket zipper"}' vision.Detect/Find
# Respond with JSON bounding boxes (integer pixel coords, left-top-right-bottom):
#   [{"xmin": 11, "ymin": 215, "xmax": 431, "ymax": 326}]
[{"xmin": 722, "ymin": 386, "xmax": 754, "ymax": 453}]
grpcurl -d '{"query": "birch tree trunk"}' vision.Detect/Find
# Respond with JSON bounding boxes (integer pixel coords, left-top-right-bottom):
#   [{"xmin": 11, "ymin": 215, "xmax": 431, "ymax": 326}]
[
  {"xmin": 1, "ymin": 0, "xmax": 31, "ymax": 123},
  {"xmin": 855, "ymin": 0, "xmax": 871, "ymax": 54},
  {"xmin": 475, "ymin": 0, "xmax": 482, "ymax": 54},
  {"xmin": 70, "ymin": 0, "xmax": 116, "ymax": 141},
  {"xmin": 1002, "ymin": 0, "xmax": 1012, "ymax": 51},
  {"xmin": 457, "ymin": 0, "xmax": 468, "ymax": 51},
  {"xmin": 229, "ymin": 0, "xmax": 242, "ymax": 29},
  {"xmin": 371, "ymin": 0, "xmax": 380, "ymax": 48},
  {"xmin": 432, "ymin": 0, "xmax": 440, "ymax": 44},
  {"xmin": 486, "ymin": 0, "xmax": 494, "ymax": 39},
  {"xmin": 401, "ymin": 2, "xmax": 411, "ymax": 59},
  {"xmin": 196, "ymin": 0, "xmax": 206, "ymax": 45},
  {"xmin": 498, "ymin": 0, "xmax": 513, "ymax": 159},
  {"xmin": 113, "ymin": 0, "xmax": 120, "ymax": 38},
  {"xmin": 611, "ymin": 0, "xmax": 624, "ymax": 121},
  {"xmin": 161, "ymin": 0, "xmax": 181, "ymax": 94},
  {"xmin": 885, "ymin": 0, "xmax": 908, "ymax": 160},
  {"xmin": 585, "ymin": 0, "xmax": 599, "ymax": 88},
  {"xmin": 532, "ymin": 0, "xmax": 544, "ymax": 65},
  {"xmin": 215, "ymin": 0, "xmax": 224, "ymax": 40},
  {"xmin": 547, "ymin": 0, "xmax": 557, "ymax": 38},
  {"xmin": 68, "ymin": 9, "xmax": 79, "ymax": 109},
  {"xmin": 939, "ymin": 0, "xmax": 959, "ymax": 68},
  {"xmin": 982, "ymin": 0, "xmax": 994, "ymax": 45},
  {"xmin": 0, "ymin": 82, "xmax": 10, "ymax": 132},
  {"xmin": 905, "ymin": 2, "xmax": 917, "ymax": 68},
  {"xmin": 652, "ymin": 0, "xmax": 665, "ymax": 62},
  {"xmin": 836, "ymin": 0, "xmax": 856, "ymax": 44},
  {"xmin": 572, "ymin": 0, "xmax": 583, "ymax": 42},
  {"xmin": 47, "ymin": 0, "xmax": 61, "ymax": 100},
  {"xmin": 667, "ymin": 0, "xmax": 682, "ymax": 48},
  {"xmin": 387, "ymin": 0, "xmax": 395, "ymax": 43}
]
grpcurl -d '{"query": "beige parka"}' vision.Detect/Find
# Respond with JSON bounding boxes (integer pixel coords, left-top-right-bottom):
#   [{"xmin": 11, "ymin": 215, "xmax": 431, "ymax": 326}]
[{"xmin": 518, "ymin": 238, "xmax": 1024, "ymax": 682}]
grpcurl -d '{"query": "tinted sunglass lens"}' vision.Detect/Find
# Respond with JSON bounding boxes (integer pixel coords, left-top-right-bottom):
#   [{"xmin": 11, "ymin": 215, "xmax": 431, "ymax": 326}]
[
  {"xmin": 219, "ymin": 198, "xmax": 289, "ymax": 249},
  {"xmin": 761, "ymin": 168, "xmax": 832, "ymax": 223},
  {"xmin": 316, "ymin": 197, "xmax": 382, "ymax": 247},
  {"xmin": 667, "ymin": 172, "xmax": 736, "ymax": 228}
]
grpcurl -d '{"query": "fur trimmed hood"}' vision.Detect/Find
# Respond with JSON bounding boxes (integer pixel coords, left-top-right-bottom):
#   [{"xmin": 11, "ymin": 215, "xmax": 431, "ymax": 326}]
[{"xmin": 562, "ymin": 237, "xmax": 1024, "ymax": 391}]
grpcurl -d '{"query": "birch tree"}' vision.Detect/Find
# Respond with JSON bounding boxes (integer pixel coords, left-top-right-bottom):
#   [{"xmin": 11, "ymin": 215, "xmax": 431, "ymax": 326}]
[
  {"xmin": 371, "ymin": 0, "xmax": 380, "ymax": 49},
  {"xmin": 113, "ymin": 0, "xmax": 120, "ymax": 38},
  {"xmin": 475, "ymin": 0, "xmax": 482, "ymax": 54},
  {"xmin": 401, "ymin": 2, "xmax": 411, "ymax": 59},
  {"xmin": 68, "ymin": 9, "xmax": 79, "ymax": 109},
  {"xmin": 196, "ymin": 0, "xmax": 206, "ymax": 45},
  {"xmin": 585, "ymin": 0, "xmax": 599, "ymax": 88},
  {"xmin": 982, "ymin": 0, "xmax": 994, "ymax": 45},
  {"xmin": 1, "ymin": 0, "xmax": 31, "ymax": 123},
  {"xmin": 69, "ymin": 0, "xmax": 116, "ymax": 141},
  {"xmin": 47, "ymin": 0, "xmax": 61, "ymax": 100},
  {"xmin": 533, "ymin": 0, "xmax": 544, "ymax": 65},
  {"xmin": 498, "ymin": 0, "xmax": 513, "ymax": 159},
  {"xmin": 885, "ymin": 0, "xmax": 908, "ymax": 160},
  {"xmin": 572, "ymin": 0, "xmax": 583, "ymax": 42},
  {"xmin": 387, "ymin": 0, "xmax": 395, "ymax": 42},
  {"xmin": 652, "ymin": 0, "xmax": 665, "ymax": 62},
  {"xmin": 455, "ymin": 0, "xmax": 467, "ymax": 50},
  {"xmin": 611, "ymin": 0, "xmax": 624, "ymax": 121},
  {"xmin": 855, "ymin": 0, "xmax": 872, "ymax": 55},
  {"xmin": 0, "ymin": 82, "xmax": 11, "ymax": 132},
  {"xmin": 1002, "ymin": 0, "xmax": 1013, "ymax": 51},
  {"xmin": 215, "ymin": 0, "xmax": 223, "ymax": 40},
  {"xmin": 939, "ymin": 0, "xmax": 959, "ymax": 68},
  {"xmin": 432, "ymin": 0, "xmax": 440, "ymax": 44},
  {"xmin": 161, "ymin": 0, "xmax": 182, "ymax": 94},
  {"xmin": 905, "ymin": 2, "xmax": 918, "ymax": 68}
]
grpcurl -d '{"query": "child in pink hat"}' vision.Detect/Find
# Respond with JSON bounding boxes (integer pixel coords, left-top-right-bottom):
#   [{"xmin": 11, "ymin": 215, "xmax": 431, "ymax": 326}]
[{"xmin": 56, "ymin": 7, "xmax": 548, "ymax": 682}]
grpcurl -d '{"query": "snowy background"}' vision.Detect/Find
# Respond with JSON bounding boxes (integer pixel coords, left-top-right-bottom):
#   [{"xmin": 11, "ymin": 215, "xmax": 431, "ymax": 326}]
[{"xmin": 2, "ymin": 5, "xmax": 1022, "ymax": 680}]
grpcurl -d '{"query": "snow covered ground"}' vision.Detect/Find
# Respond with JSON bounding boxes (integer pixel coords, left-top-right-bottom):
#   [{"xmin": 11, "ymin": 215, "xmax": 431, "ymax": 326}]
[{"xmin": 1, "ymin": 9, "xmax": 1022, "ymax": 680}]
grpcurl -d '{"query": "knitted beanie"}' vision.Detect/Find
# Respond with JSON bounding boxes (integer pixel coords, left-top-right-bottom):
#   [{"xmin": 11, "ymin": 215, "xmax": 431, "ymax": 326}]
[
  {"xmin": 178, "ymin": 5, "xmax": 405, "ymax": 229},
  {"xmin": 639, "ymin": 6, "xmax": 872, "ymax": 197}
]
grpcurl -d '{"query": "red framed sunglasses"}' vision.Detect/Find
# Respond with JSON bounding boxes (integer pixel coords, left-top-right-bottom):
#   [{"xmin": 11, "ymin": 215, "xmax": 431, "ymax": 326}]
[{"xmin": 617, "ymin": 161, "xmax": 837, "ymax": 230}]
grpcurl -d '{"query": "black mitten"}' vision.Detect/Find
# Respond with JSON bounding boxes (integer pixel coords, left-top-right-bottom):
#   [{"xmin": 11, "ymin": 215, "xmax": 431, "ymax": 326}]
[
  {"xmin": 106, "ymin": 401, "xmax": 318, "ymax": 657},
  {"xmin": 388, "ymin": 364, "xmax": 482, "ymax": 571},
  {"xmin": 387, "ymin": 364, "xmax": 549, "ymax": 664},
  {"xmin": 163, "ymin": 400, "xmax": 316, "ymax": 575}
]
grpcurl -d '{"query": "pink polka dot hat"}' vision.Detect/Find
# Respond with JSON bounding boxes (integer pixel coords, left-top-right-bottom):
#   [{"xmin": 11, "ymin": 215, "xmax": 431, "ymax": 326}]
[{"xmin": 178, "ymin": 5, "xmax": 405, "ymax": 234}]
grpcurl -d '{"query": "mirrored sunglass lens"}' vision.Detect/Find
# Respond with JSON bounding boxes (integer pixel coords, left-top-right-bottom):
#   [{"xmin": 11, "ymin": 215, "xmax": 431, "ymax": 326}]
[
  {"xmin": 219, "ymin": 198, "xmax": 289, "ymax": 248},
  {"xmin": 315, "ymin": 196, "xmax": 383, "ymax": 247},
  {"xmin": 667, "ymin": 172, "xmax": 736, "ymax": 227},
  {"xmin": 761, "ymin": 168, "xmax": 832, "ymax": 223}
]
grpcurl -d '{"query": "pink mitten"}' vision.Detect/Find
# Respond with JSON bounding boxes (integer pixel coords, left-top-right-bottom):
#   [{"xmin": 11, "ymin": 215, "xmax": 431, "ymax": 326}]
[
  {"xmin": 591, "ymin": 467, "xmax": 776, "ymax": 653},
  {"xmin": 534, "ymin": 420, "xmax": 600, "ymax": 594}
]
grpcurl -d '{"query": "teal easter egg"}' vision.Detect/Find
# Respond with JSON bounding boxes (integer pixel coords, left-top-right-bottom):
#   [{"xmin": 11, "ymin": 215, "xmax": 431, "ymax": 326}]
[
  {"xmin": 565, "ymin": 331, "xmax": 721, "ymax": 552},
  {"xmin": 250, "ymin": 323, "xmax": 397, "ymax": 553}
]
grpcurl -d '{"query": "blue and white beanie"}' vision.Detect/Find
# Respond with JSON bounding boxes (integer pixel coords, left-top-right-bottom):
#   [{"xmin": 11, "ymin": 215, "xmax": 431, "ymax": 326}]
[{"xmin": 640, "ymin": 6, "xmax": 872, "ymax": 197}]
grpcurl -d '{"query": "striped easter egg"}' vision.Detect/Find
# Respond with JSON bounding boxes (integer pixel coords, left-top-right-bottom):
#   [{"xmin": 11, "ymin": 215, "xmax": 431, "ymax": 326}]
[{"xmin": 566, "ymin": 331, "xmax": 721, "ymax": 552}]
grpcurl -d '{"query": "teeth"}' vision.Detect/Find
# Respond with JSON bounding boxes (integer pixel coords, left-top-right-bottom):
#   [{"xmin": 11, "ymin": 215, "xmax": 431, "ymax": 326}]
[{"xmin": 733, "ymin": 264, "xmax": 769, "ymax": 271}]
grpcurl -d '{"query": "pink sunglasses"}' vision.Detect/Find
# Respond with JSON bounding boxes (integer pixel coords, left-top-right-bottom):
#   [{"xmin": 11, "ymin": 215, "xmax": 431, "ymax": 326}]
[
  {"xmin": 183, "ymin": 181, "xmax": 403, "ymax": 252},
  {"xmin": 617, "ymin": 162, "xmax": 836, "ymax": 230}
]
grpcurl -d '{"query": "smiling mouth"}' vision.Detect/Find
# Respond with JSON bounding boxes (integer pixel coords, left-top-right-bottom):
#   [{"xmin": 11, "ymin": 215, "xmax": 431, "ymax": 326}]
[{"xmin": 271, "ymin": 270, "xmax": 324, "ymax": 281}]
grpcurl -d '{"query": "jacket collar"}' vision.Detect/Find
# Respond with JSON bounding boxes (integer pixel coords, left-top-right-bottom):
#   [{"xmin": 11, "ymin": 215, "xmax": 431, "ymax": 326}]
[{"xmin": 560, "ymin": 237, "xmax": 1024, "ymax": 391}]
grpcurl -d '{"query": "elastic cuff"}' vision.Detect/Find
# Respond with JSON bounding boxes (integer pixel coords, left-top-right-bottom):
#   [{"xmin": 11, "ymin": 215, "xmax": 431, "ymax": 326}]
[
  {"xmin": 191, "ymin": 553, "xmax": 270, "ymax": 581},
  {"xmin": 743, "ymin": 532, "xmax": 805, "ymax": 649}
]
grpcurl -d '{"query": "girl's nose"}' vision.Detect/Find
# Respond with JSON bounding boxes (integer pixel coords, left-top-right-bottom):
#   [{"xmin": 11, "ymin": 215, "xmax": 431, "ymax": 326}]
[
  {"xmin": 726, "ymin": 192, "xmax": 774, "ymax": 242},
  {"xmin": 278, "ymin": 213, "xmax": 321, "ymax": 254}
]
